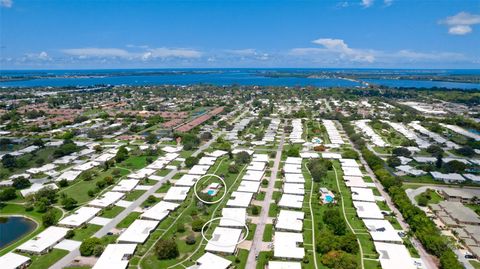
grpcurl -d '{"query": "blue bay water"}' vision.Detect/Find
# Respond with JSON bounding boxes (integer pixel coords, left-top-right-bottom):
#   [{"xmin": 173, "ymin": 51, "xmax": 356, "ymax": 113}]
[{"xmin": 0, "ymin": 69, "xmax": 479, "ymax": 89}]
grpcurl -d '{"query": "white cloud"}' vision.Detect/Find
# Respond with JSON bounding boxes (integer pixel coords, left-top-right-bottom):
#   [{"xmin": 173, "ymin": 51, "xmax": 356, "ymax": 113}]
[
  {"xmin": 62, "ymin": 48, "xmax": 130, "ymax": 58},
  {"xmin": 440, "ymin": 12, "xmax": 480, "ymax": 35},
  {"xmin": 61, "ymin": 47, "xmax": 201, "ymax": 60},
  {"xmin": 0, "ymin": 0, "xmax": 12, "ymax": 8},
  {"xmin": 225, "ymin": 49, "xmax": 258, "ymax": 56},
  {"xmin": 38, "ymin": 51, "xmax": 49, "ymax": 60},
  {"xmin": 311, "ymin": 38, "xmax": 375, "ymax": 62},
  {"xmin": 361, "ymin": 0, "xmax": 374, "ymax": 8},
  {"xmin": 384, "ymin": 0, "xmax": 393, "ymax": 6},
  {"xmin": 24, "ymin": 51, "xmax": 51, "ymax": 61},
  {"xmin": 146, "ymin": 47, "xmax": 201, "ymax": 58}
]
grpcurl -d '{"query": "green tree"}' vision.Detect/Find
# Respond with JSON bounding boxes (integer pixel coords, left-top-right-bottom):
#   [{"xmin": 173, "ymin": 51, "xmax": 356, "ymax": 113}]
[
  {"xmin": 42, "ymin": 209, "xmax": 57, "ymax": 227},
  {"xmin": 185, "ymin": 156, "xmax": 199, "ymax": 168},
  {"xmin": 12, "ymin": 177, "xmax": 31, "ymax": 189},
  {"xmin": 0, "ymin": 187, "xmax": 17, "ymax": 201},
  {"xmin": 80, "ymin": 237, "xmax": 103, "ymax": 256},
  {"xmin": 115, "ymin": 146, "xmax": 129, "ymax": 163},
  {"xmin": 155, "ymin": 238, "xmax": 179, "ymax": 260}
]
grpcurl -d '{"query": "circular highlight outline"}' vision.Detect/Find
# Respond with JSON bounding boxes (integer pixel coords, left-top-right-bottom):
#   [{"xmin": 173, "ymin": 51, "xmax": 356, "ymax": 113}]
[
  {"xmin": 193, "ymin": 173, "xmax": 226, "ymax": 204},
  {"xmin": 200, "ymin": 217, "xmax": 249, "ymax": 248}
]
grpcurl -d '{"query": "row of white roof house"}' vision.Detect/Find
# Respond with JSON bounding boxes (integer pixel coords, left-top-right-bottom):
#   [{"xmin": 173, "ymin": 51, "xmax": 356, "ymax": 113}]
[
  {"xmin": 2, "ymin": 145, "xmax": 185, "ymax": 269},
  {"xmin": 340, "ymin": 157, "xmax": 418, "ymax": 269},
  {"xmin": 225, "ymin": 117, "xmax": 252, "ymax": 141}
]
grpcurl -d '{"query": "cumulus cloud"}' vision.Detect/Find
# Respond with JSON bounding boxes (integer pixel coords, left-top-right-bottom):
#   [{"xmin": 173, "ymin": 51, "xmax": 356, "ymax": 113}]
[
  {"xmin": 61, "ymin": 47, "xmax": 202, "ymax": 60},
  {"xmin": 361, "ymin": 0, "xmax": 374, "ymax": 8},
  {"xmin": 62, "ymin": 48, "xmax": 130, "ymax": 58},
  {"xmin": 311, "ymin": 38, "xmax": 375, "ymax": 62},
  {"xmin": 225, "ymin": 49, "xmax": 258, "ymax": 56},
  {"xmin": 0, "ymin": 0, "xmax": 12, "ymax": 8},
  {"xmin": 440, "ymin": 12, "xmax": 480, "ymax": 35},
  {"xmin": 290, "ymin": 38, "xmax": 468, "ymax": 65}
]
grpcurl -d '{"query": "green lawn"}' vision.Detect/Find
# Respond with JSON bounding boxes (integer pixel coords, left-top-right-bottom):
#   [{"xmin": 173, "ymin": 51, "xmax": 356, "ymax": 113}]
[
  {"xmin": 117, "ymin": 212, "xmax": 142, "ymax": 228},
  {"xmin": 28, "ymin": 249, "xmax": 69, "ymax": 269},
  {"xmin": 124, "ymin": 190, "xmax": 146, "ymax": 201},
  {"xmin": 262, "ymin": 224, "xmax": 273, "ymax": 242},
  {"xmin": 100, "ymin": 206, "xmax": 125, "ymax": 218},
  {"xmin": 470, "ymin": 260, "xmax": 480, "ymax": 269},
  {"xmin": 72, "ymin": 224, "xmax": 101, "ymax": 240}
]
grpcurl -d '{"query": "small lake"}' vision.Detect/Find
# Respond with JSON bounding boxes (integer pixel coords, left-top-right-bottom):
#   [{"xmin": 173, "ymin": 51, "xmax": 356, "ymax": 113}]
[{"xmin": 0, "ymin": 216, "xmax": 37, "ymax": 249}]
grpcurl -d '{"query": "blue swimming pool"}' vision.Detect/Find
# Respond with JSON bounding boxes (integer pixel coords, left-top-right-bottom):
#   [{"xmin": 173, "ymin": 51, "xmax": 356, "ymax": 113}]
[
  {"xmin": 207, "ymin": 190, "xmax": 215, "ymax": 196},
  {"xmin": 325, "ymin": 195, "xmax": 334, "ymax": 203}
]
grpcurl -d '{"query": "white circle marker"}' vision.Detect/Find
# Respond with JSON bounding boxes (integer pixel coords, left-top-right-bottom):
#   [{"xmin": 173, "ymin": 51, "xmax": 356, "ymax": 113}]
[
  {"xmin": 200, "ymin": 217, "xmax": 249, "ymax": 247},
  {"xmin": 193, "ymin": 173, "xmax": 226, "ymax": 204}
]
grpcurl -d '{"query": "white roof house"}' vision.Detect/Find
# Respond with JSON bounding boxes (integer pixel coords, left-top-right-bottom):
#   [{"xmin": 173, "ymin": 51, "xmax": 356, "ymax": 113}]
[
  {"xmin": 396, "ymin": 165, "xmax": 427, "ymax": 176},
  {"xmin": 162, "ymin": 145, "xmax": 183, "ymax": 153},
  {"xmin": 128, "ymin": 168, "xmax": 157, "ymax": 179},
  {"xmin": 321, "ymin": 153, "xmax": 342, "ymax": 159},
  {"xmin": 430, "ymin": 172, "xmax": 465, "ymax": 183},
  {"xmin": 26, "ymin": 163, "xmax": 56, "ymax": 174},
  {"xmin": 276, "ymin": 210, "xmax": 304, "ymax": 232},
  {"xmin": 73, "ymin": 161, "xmax": 99, "ymax": 171},
  {"xmin": 242, "ymin": 170, "xmax": 265, "ymax": 182},
  {"xmin": 93, "ymin": 244, "xmax": 137, "ymax": 269},
  {"xmin": 237, "ymin": 180, "xmax": 261, "ymax": 193},
  {"xmin": 274, "ymin": 232, "xmax": 305, "ymax": 260},
  {"xmin": 285, "ymin": 157, "xmax": 302, "ymax": 165},
  {"xmin": 189, "ymin": 165, "xmax": 211, "ymax": 175},
  {"xmin": 88, "ymin": 191, "xmax": 125, "ymax": 208},
  {"xmin": 374, "ymin": 242, "xmax": 416, "ymax": 269},
  {"xmin": 344, "ymin": 176, "xmax": 367, "ymax": 188},
  {"xmin": 363, "ymin": 219, "xmax": 402, "ymax": 243},
  {"xmin": 175, "ymin": 174, "xmax": 200, "ymax": 187},
  {"xmin": 268, "ymin": 261, "xmax": 302, "ymax": 269},
  {"xmin": 198, "ymin": 156, "xmax": 217, "ymax": 166},
  {"xmin": 206, "ymin": 150, "xmax": 228, "ymax": 158},
  {"xmin": 220, "ymin": 207, "xmax": 247, "ymax": 228},
  {"xmin": 17, "ymin": 226, "xmax": 70, "ymax": 254},
  {"xmin": 112, "ymin": 179, "xmax": 140, "ymax": 192},
  {"xmin": 340, "ymin": 158, "xmax": 359, "ymax": 167},
  {"xmin": 59, "ymin": 206, "xmax": 101, "ymax": 227},
  {"xmin": 1, "ymin": 252, "xmax": 30, "ymax": 269},
  {"xmin": 20, "ymin": 183, "xmax": 58, "ymax": 197},
  {"xmin": 56, "ymin": 170, "xmax": 83, "ymax": 182},
  {"xmin": 227, "ymin": 191, "xmax": 253, "ymax": 208},
  {"xmin": 190, "ymin": 252, "xmax": 232, "ymax": 269},
  {"xmin": 353, "ymin": 201, "xmax": 384, "ymax": 219},
  {"xmin": 342, "ymin": 167, "xmax": 363, "ymax": 177},
  {"xmin": 283, "ymin": 183, "xmax": 305, "ymax": 195},
  {"xmin": 247, "ymin": 161, "xmax": 267, "ymax": 171},
  {"xmin": 252, "ymin": 154, "xmax": 270, "ymax": 163},
  {"xmin": 141, "ymin": 201, "xmax": 179, "ymax": 221},
  {"xmin": 300, "ymin": 152, "xmax": 320, "ymax": 159},
  {"xmin": 278, "ymin": 194, "xmax": 304, "ymax": 209},
  {"xmin": 163, "ymin": 186, "xmax": 190, "ymax": 202},
  {"xmin": 351, "ymin": 187, "xmax": 376, "ymax": 202},
  {"xmin": 284, "ymin": 173, "xmax": 305, "ymax": 183},
  {"xmin": 117, "ymin": 219, "xmax": 159, "ymax": 244},
  {"xmin": 283, "ymin": 163, "xmax": 302, "ymax": 174},
  {"xmin": 205, "ymin": 227, "xmax": 242, "ymax": 254}
]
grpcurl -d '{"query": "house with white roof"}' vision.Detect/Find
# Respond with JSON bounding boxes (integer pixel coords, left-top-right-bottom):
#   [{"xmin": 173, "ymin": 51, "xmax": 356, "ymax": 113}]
[
  {"xmin": 283, "ymin": 163, "xmax": 302, "ymax": 174},
  {"xmin": 374, "ymin": 242, "xmax": 416, "ymax": 269},
  {"xmin": 93, "ymin": 244, "xmax": 137, "ymax": 269},
  {"xmin": 283, "ymin": 183, "xmax": 305, "ymax": 195},
  {"xmin": 278, "ymin": 194, "xmax": 304, "ymax": 209},
  {"xmin": 237, "ymin": 180, "xmax": 261, "ymax": 193},
  {"xmin": 284, "ymin": 173, "xmax": 305, "ymax": 183},
  {"xmin": 220, "ymin": 207, "xmax": 247, "ymax": 228},
  {"xmin": 175, "ymin": 174, "xmax": 200, "ymax": 187},
  {"xmin": 205, "ymin": 227, "xmax": 243, "ymax": 254},
  {"xmin": 274, "ymin": 232, "xmax": 305, "ymax": 260},
  {"xmin": 363, "ymin": 219, "xmax": 402, "ymax": 243},
  {"xmin": 227, "ymin": 191, "xmax": 253, "ymax": 208},
  {"xmin": 351, "ymin": 187, "xmax": 376, "ymax": 202},
  {"xmin": 17, "ymin": 226, "xmax": 70, "ymax": 254},
  {"xmin": 353, "ymin": 201, "xmax": 384, "ymax": 219},
  {"xmin": 1, "ymin": 252, "xmax": 30, "ymax": 269},
  {"xmin": 112, "ymin": 179, "xmax": 139, "ymax": 192},
  {"xmin": 242, "ymin": 170, "xmax": 265, "ymax": 182},
  {"xmin": 188, "ymin": 252, "xmax": 232, "ymax": 269},
  {"xmin": 189, "ymin": 165, "xmax": 211, "ymax": 175},
  {"xmin": 247, "ymin": 161, "xmax": 267, "ymax": 171},
  {"xmin": 141, "ymin": 201, "xmax": 179, "ymax": 221},
  {"xmin": 276, "ymin": 210, "xmax": 304, "ymax": 232},
  {"xmin": 430, "ymin": 172, "xmax": 465, "ymax": 183},
  {"xmin": 268, "ymin": 261, "xmax": 302, "ymax": 269},
  {"xmin": 88, "ymin": 191, "xmax": 125, "ymax": 208},
  {"xmin": 59, "ymin": 206, "xmax": 101, "ymax": 227},
  {"xmin": 117, "ymin": 219, "xmax": 159, "ymax": 244},
  {"xmin": 163, "ymin": 186, "xmax": 190, "ymax": 202},
  {"xmin": 56, "ymin": 170, "xmax": 83, "ymax": 182}
]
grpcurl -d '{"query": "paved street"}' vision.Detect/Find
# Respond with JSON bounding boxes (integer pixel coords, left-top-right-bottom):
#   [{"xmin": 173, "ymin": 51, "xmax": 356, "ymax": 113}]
[{"xmin": 245, "ymin": 132, "xmax": 285, "ymax": 269}]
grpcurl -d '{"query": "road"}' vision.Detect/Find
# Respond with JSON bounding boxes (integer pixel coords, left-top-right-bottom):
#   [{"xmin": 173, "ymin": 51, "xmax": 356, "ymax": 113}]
[
  {"xmin": 336, "ymin": 120, "xmax": 439, "ymax": 269},
  {"xmin": 50, "ymin": 132, "xmax": 222, "ymax": 269},
  {"xmin": 245, "ymin": 132, "xmax": 285, "ymax": 269},
  {"xmin": 50, "ymin": 168, "xmax": 178, "ymax": 269}
]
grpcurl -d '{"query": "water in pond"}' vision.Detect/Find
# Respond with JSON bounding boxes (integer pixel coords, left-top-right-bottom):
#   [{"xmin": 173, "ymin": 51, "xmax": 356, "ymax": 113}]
[{"xmin": 0, "ymin": 216, "xmax": 36, "ymax": 249}]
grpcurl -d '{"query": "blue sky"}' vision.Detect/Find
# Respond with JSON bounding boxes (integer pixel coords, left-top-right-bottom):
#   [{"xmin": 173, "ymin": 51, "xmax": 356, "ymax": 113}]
[{"xmin": 1, "ymin": 0, "xmax": 479, "ymax": 69}]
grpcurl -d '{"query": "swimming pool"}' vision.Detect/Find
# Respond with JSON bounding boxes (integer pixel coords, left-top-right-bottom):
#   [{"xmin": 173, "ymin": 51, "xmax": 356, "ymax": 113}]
[
  {"xmin": 325, "ymin": 195, "xmax": 334, "ymax": 203},
  {"xmin": 207, "ymin": 190, "xmax": 216, "ymax": 196}
]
